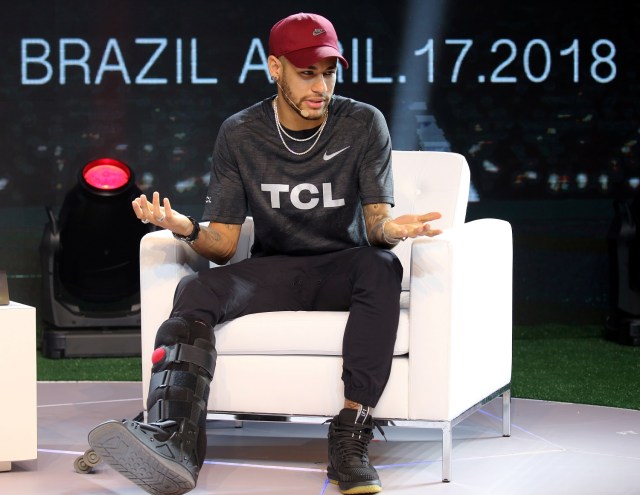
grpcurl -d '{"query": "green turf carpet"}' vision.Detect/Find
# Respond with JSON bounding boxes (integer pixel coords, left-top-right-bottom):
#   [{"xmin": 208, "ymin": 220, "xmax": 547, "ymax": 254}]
[{"xmin": 512, "ymin": 324, "xmax": 640, "ymax": 409}]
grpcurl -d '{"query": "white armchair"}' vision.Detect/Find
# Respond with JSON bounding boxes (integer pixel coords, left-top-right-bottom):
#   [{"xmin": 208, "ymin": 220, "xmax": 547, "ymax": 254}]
[{"xmin": 139, "ymin": 150, "xmax": 513, "ymax": 482}]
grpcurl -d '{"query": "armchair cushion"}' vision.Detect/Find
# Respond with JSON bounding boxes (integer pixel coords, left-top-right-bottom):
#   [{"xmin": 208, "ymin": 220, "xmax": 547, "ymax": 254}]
[{"xmin": 215, "ymin": 292, "xmax": 410, "ymax": 355}]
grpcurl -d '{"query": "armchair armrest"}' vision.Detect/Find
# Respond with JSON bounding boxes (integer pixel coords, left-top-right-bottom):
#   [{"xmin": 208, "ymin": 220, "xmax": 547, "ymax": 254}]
[
  {"xmin": 139, "ymin": 228, "xmax": 209, "ymax": 405},
  {"xmin": 408, "ymin": 219, "xmax": 513, "ymax": 420},
  {"xmin": 139, "ymin": 218, "xmax": 254, "ymax": 401},
  {"xmin": 140, "ymin": 218, "xmax": 255, "ymax": 340},
  {"xmin": 140, "ymin": 229, "xmax": 209, "ymax": 336}
]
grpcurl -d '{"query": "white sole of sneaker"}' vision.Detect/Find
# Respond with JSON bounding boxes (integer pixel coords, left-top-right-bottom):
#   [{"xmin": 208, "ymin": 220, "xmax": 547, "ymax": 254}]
[{"xmin": 327, "ymin": 469, "xmax": 383, "ymax": 494}]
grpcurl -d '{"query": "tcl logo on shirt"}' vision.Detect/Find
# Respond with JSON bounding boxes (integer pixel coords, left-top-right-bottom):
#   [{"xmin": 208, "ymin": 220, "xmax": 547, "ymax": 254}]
[{"xmin": 261, "ymin": 183, "xmax": 345, "ymax": 210}]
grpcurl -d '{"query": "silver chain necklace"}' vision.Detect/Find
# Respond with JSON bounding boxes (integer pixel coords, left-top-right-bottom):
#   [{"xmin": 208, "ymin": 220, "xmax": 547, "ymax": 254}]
[{"xmin": 272, "ymin": 97, "xmax": 328, "ymax": 156}]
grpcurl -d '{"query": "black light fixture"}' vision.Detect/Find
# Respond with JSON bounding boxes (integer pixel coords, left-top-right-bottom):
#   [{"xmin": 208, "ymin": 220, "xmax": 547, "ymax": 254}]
[{"xmin": 40, "ymin": 158, "xmax": 152, "ymax": 358}]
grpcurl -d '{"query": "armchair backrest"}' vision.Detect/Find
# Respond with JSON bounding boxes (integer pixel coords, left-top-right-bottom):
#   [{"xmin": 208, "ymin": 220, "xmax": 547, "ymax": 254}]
[
  {"xmin": 226, "ymin": 151, "xmax": 470, "ymax": 289},
  {"xmin": 388, "ymin": 150, "xmax": 470, "ymax": 289},
  {"xmin": 391, "ymin": 151, "xmax": 469, "ymax": 229}
]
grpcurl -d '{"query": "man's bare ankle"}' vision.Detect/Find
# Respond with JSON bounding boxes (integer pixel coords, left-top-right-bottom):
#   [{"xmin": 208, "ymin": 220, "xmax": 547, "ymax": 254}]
[{"xmin": 343, "ymin": 400, "xmax": 361, "ymax": 410}]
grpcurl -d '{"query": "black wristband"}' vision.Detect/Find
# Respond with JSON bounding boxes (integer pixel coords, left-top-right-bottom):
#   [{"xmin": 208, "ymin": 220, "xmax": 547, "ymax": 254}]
[{"xmin": 172, "ymin": 216, "xmax": 200, "ymax": 245}]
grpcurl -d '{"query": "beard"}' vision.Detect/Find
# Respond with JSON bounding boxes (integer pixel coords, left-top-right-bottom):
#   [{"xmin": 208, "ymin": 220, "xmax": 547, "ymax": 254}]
[{"xmin": 278, "ymin": 77, "xmax": 328, "ymax": 121}]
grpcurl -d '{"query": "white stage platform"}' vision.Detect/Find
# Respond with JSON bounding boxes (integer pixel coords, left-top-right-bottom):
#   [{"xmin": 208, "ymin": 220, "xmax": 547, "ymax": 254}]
[{"xmin": 3, "ymin": 382, "xmax": 639, "ymax": 494}]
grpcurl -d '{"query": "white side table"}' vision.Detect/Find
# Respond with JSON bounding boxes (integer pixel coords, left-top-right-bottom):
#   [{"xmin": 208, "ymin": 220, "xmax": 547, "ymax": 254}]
[{"xmin": 0, "ymin": 302, "xmax": 37, "ymax": 471}]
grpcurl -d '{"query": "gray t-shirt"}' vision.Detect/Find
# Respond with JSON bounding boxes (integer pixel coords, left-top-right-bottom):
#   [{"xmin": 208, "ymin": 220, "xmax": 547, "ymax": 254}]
[{"xmin": 203, "ymin": 95, "xmax": 394, "ymax": 257}]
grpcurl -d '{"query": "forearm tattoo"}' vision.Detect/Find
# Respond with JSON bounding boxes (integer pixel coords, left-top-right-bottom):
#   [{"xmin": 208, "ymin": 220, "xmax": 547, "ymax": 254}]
[{"xmin": 365, "ymin": 204, "xmax": 398, "ymax": 247}]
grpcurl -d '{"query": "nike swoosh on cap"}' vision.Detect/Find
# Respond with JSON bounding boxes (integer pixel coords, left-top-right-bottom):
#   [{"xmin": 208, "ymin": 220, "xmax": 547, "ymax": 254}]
[{"xmin": 323, "ymin": 146, "xmax": 351, "ymax": 161}]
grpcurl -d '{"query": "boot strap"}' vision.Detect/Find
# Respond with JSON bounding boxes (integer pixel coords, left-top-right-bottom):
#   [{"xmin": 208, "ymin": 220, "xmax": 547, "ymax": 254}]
[
  {"xmin": 160, "ymin": 343, "xmax": 215, "ymax": 378},
  {"xmin": 150, "ymin": 369, "xmax": 210, "ymax": 399},
  {"xmin": 148, "ymin": 397, "xmax": 206, "ymax": 424}
]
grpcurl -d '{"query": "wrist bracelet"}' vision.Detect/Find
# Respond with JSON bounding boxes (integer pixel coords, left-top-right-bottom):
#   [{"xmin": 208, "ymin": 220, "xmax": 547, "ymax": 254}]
[
  {"xmin": 172, "ymin": 216, "xmax": 200, "ymax": 245},
  {"xmin": 381, "ymin": 218, "xmax": 401, "ymax": 245}
]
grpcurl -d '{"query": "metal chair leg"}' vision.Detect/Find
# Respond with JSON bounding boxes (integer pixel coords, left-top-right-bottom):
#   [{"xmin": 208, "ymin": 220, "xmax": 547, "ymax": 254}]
[
  {"xmin": 502, "ymin": 389, "xmax": 511, "ymax": 437},
  {"xmin": 441, "ymin": 422, "xmax": 452, "ymax": 482}
]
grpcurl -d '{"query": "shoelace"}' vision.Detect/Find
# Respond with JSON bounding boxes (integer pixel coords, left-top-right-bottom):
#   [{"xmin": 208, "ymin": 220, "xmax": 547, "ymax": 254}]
[{"xmin": 329, "ymin": 419, "xmax": 388, "ymax": 462}]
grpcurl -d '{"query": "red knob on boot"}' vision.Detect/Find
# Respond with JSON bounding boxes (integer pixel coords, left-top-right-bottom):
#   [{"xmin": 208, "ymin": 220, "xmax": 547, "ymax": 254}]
[{"xmin": 151, "ymin": 347, "xmax": 166, "ymax": 365}]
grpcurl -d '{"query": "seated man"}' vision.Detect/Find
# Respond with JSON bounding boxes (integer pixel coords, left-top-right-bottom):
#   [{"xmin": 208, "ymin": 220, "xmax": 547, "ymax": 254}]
[{"xmin": 88, "ymin": 12, "xmax": 441, "ymax": 495}]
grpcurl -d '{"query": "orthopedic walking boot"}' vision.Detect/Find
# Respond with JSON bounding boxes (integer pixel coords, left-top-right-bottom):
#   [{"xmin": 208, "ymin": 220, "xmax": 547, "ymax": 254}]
[
  {"xmin": 327, "ymin": 406, "xmax": 382, "ymax": 494},
  {"xmin": 88, "ymin": 317, "xmax": 216, "ymax": 495}
]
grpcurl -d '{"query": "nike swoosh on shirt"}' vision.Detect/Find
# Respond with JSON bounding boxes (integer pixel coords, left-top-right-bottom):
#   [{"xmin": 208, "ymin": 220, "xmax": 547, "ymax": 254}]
[{"xmin": 323, "ymin": 146, "xmax": 351, "ymax": 161}]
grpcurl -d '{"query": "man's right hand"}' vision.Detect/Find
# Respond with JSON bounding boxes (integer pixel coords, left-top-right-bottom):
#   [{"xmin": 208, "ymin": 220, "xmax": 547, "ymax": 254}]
[{"xmin": 131, "ymin": 191, "xmax": 194, "ymax": 237}]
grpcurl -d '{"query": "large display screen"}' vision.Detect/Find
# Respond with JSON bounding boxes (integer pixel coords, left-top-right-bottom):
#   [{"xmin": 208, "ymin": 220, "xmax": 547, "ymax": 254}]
[{"xmin": 0, "ymin": 0, "xmax": 637, "ymax": 207}]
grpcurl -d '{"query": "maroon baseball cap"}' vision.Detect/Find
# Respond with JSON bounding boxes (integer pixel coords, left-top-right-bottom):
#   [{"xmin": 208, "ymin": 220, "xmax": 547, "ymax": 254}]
[{"xmin": 269, "ymin": 13, "xmax": 349, "ymax": 69}]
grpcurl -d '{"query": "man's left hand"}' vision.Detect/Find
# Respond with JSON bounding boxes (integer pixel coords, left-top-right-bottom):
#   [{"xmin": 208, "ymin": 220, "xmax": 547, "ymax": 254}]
[{"xmin": 386, "ymin": 212, "xmax": 442, "ymax": 240}]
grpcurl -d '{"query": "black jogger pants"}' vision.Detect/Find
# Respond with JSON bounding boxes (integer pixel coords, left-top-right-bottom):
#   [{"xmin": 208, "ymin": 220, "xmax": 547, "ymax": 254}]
[{"xmin": 170, "ymin": 246, "xmax": 403, "ymax": 407}]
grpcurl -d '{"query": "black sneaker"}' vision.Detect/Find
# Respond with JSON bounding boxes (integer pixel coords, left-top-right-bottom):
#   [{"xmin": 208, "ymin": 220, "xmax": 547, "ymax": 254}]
[
  {"xmin": 88, "ymin": 419, "xmax": 199, "ymax": 495},
  {"xmin": 327, "ymin": 406, "xmax": 382, "ymax": 494}
]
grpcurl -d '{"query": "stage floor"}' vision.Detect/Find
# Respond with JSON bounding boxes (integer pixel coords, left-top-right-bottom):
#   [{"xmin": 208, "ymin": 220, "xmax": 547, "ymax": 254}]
[{"xmin": 3, "ymin": 382, "xmax": 639, "ymax": 494}]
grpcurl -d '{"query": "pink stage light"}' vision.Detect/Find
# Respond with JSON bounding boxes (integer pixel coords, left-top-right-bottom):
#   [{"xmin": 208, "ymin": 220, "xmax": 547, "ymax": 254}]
[{"xmin": 82, "ymin": 158, "xmax": 131, "ymax": 191}]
